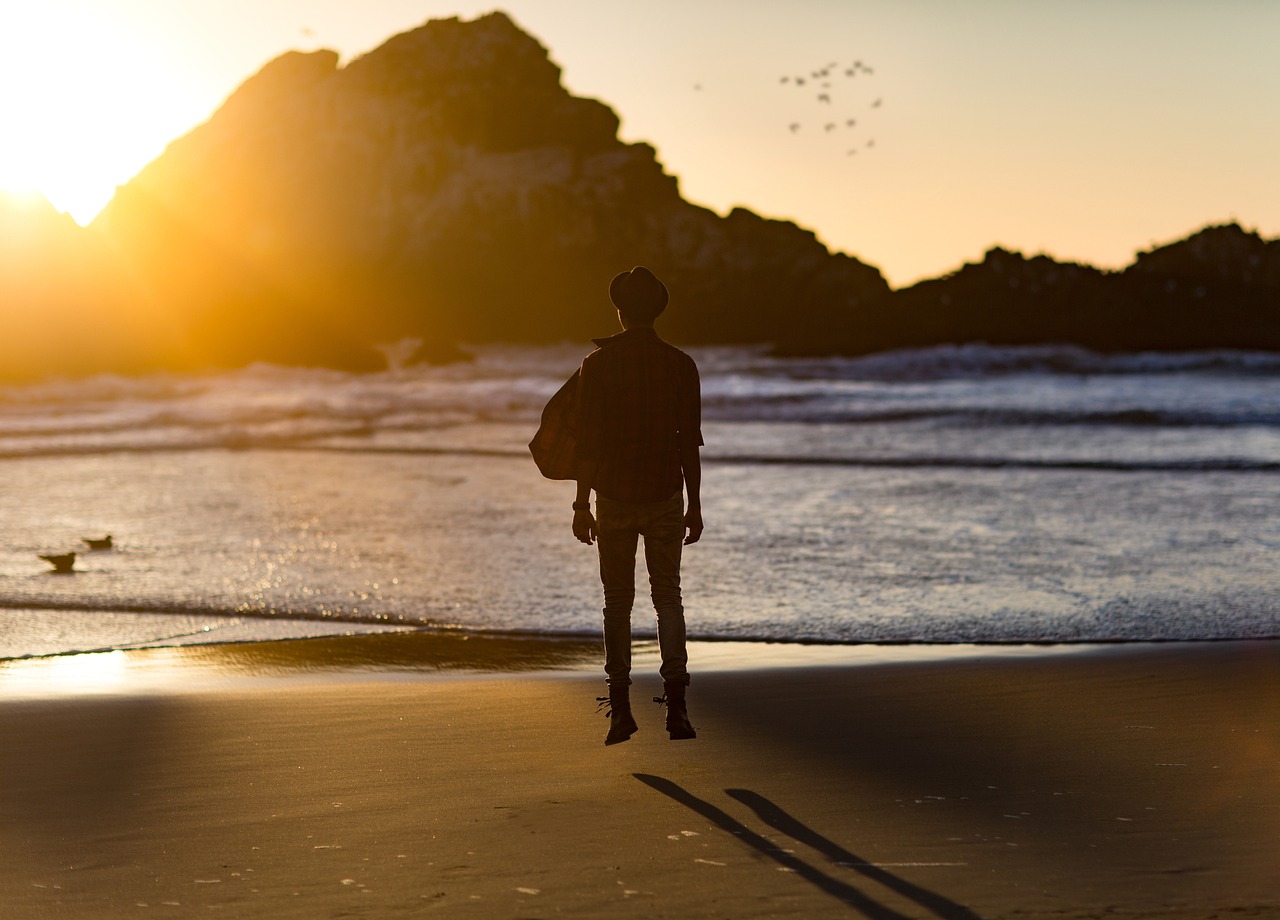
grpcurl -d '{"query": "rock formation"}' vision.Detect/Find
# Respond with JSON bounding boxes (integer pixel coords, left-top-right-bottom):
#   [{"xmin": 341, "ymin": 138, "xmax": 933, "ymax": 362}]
[
  {"xmin": 852, "ymin": 223, "xmax": 1280, "ymax": 356},
  {"xmin": 1, "ymin": 11, "xmax": 1276, "ymax": 382},
  {"xmin": 1116, "ymin": 223, "xmax": 1280, "ymax": 351},
  {"xmin": 86, "ymin": 11, "xmax": 888, "ymax": 373}
]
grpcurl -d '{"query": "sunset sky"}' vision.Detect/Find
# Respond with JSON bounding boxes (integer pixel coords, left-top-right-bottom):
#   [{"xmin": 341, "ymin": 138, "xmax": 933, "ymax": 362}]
[{"xmin": 2, "ymin": 0, "xmax": 1277, "ymax": 287}]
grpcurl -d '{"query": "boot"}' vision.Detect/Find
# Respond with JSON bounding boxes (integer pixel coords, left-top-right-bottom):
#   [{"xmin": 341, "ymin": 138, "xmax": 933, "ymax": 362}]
[
  {"xmin": 597, "ymin": 684, "xmax": 638, "ymax": 746},
  {"xmin": 654, "ymin": 681, "xmax": 696, "ymax": 740}
]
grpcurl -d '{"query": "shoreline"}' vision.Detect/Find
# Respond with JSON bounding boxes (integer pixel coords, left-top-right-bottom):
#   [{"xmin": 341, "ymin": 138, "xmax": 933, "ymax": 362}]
[
  {"xmin": 4, "ymin": 626, "xmax": 1271, "ymax": 699},
  {"xmin": 2, "ymin": 639, "xmax": 1278, "ymax": 918}
]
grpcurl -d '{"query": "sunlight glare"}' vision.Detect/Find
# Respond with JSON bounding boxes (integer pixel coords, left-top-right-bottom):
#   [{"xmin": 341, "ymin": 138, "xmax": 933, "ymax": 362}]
[
  {"xmin": 0, "ymin": 650, "xmax": 132, "ymax": 698},
  {"xmin": 0, "ymin": 3, "xmax": 204, "ymax": 224}
]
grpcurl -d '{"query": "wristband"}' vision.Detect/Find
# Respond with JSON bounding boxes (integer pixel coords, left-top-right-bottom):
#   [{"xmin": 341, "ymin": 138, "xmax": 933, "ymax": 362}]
[{"xmin": 572, "ymin": 501, "xmax": 592, "ymax": 511}]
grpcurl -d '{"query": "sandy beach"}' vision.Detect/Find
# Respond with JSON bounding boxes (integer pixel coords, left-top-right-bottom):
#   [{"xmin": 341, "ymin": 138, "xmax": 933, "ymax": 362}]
[{"xmin": 2, "ymin": 638, "xmax": 1279, "ymax": 919}]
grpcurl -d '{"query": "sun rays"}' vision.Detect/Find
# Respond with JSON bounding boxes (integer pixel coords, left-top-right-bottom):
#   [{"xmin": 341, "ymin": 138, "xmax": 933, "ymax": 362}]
[{"xmin": 0, "ymin": 3, "xmax": 202, "ymax": 223}]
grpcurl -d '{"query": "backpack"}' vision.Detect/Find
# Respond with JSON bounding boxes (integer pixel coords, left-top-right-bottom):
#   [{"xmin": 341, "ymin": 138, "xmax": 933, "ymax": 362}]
[{"xmin": 528, "ymin": 369, "xmax": 581, "ymax": 480}]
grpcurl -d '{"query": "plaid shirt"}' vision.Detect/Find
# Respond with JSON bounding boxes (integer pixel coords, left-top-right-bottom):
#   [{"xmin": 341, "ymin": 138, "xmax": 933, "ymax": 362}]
[{"xmin": 575, "ymin": 327, "xmax": 702, "ymax": 502}]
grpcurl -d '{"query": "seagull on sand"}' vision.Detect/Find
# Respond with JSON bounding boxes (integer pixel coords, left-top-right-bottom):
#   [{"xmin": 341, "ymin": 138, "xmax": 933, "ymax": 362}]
[
  {"xmin": 39, "ymin": 553, "xmax": 76, "ymax": 574},
  {"xmin": 82, "ymin": 535, "xmax": 113, "ymax": 550}
]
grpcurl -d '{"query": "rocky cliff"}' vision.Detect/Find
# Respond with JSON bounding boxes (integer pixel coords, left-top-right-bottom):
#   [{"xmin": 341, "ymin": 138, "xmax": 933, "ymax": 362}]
[
  {"xmin": 1, "ymin": 11, "xmax": 1276, "ymax": 382},
  {"xmin": 84, "ymin": 11, "xmax": 888, "ymax": 373},
  {"xmin": 845, "ymin": 223, "xmax": 1280, "ymax": 356}
]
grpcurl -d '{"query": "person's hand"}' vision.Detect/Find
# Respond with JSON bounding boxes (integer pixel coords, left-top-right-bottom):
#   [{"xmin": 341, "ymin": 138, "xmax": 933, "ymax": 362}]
[
  {"xmin": 573, "ymin": 509, "xmax": 596, "ymax": 545},
  {"xmin": 683, "ymin": 506, "xmax": 703, "ymax": 545}
]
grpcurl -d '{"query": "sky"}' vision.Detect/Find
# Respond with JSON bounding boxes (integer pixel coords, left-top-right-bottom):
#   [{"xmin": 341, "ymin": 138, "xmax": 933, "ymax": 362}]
[{"xmin": 1, "ymin": 0, "xmax": 1277, "ymax": 287}]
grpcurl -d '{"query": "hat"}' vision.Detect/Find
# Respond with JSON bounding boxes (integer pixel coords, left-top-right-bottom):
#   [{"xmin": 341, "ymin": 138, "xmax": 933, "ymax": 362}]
[{"xmin": 609, "ymin": 266, "xmax": 669, "ymax": 320}]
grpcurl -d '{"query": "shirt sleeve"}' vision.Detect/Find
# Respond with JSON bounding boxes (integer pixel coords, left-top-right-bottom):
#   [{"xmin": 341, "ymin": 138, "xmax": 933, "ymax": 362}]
[
  {"xmin": 679, "ymin": 358, "xmax": 704, "ymax": 450},
  {"xmin": 574, "ymin": 357, "xmax": 603, "ymax": 475}
]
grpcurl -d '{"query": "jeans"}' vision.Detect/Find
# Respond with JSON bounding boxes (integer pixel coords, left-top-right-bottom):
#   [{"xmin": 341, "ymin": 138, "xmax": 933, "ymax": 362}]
[{"xmin": 595, "ymin": 491, "xmax": 689, "ymax": 687}]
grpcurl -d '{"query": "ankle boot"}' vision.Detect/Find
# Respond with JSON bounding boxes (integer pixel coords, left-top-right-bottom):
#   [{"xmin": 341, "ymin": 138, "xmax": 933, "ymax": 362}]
[
  {"xmin": 654, "ymin": 681, "xmax": 696, "ymax": 740},
  {"xmin": 597, "ymin": 685, "xmax": 638, "ymax": 746}
]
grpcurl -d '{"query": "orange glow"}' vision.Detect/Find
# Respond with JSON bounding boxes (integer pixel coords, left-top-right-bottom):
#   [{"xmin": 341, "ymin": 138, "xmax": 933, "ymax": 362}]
[
  {"xmin": 0, "ymin": 1, "xmax": 1276, "ymax": 286},
  {"xmin": 0, "ymin": 4, "xmax": 200, "ymax": 224}
]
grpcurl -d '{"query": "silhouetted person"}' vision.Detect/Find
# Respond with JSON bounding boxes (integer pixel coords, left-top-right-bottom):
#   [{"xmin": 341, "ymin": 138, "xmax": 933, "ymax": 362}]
[{"xmin": 572, "ymin": 266, "xmax": 703, "ymax": 746}]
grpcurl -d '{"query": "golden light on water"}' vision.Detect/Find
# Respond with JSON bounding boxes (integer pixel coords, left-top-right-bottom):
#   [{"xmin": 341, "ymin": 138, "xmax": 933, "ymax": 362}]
[
  {"xmin": 0, "ymin": 650, "xmax": 131, "ymax": 698},
  {"xmin": 0, "ymin": 3, "xmax": 200, "ymax": 224}
]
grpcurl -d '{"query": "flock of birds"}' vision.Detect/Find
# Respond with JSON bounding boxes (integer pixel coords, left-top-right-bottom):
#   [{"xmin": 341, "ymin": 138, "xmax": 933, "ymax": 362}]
[
  {"xmin": 690, "ymin": 55, "xmax": 885, "ymax": 160},
  {"xmin": 778, "ymin": 58, "xmax": 883, "ymax": 158},
  {"xmin": 38, "ymin": 534, "xmax": 113, "ymax": 574}
]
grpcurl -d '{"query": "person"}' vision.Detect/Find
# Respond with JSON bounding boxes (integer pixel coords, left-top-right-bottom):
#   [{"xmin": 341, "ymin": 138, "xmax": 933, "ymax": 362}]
[{"xmin": 572, "ymin": 265, "xmax": 703, "ymax": 746}]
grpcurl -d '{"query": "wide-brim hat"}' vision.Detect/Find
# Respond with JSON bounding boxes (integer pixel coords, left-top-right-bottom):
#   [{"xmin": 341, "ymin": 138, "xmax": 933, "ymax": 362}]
[{"xmin": 609, "ymin": 266, "xmax": 669, "ymax": 319}]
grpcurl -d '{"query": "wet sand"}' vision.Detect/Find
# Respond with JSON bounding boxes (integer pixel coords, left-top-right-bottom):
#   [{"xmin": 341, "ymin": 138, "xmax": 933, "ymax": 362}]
[{"xmin": 2, "ymin": 640, "xmax": 1279, "ymax": 918}]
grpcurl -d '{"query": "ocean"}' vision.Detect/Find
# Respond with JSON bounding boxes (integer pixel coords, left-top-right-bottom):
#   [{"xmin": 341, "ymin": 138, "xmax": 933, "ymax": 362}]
[{"xmin": 2, "ymin": 342, "xmax": 1278, "ymax": 660}]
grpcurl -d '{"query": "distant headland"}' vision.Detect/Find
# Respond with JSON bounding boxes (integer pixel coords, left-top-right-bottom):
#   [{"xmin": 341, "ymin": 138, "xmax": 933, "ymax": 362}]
[{"xmin": 1, "ymin": 11, "xmax": 1276, "ymax": 382}]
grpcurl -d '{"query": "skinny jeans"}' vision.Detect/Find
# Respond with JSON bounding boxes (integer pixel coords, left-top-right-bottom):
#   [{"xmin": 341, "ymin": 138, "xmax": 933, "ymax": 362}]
[{"xmin": 595, "ymin": 491, "xmax": 689, "ymax": 687}]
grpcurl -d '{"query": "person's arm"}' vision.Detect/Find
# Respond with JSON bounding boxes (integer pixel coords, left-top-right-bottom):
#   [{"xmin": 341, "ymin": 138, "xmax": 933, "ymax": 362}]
[
  {"xmin": 572, "ymin": 464, "xmax": 597, "ymax": 545},
  {"xmin": 572, "ymin": 362, "xmax": 599, "ymax": 545},
  {"xmin": 680, "ymin": 444, "xmax": 703, "ymax": 544},
  {"xmin": 680, "ymin": 358, "xmax": 704, "ymax": 545}
]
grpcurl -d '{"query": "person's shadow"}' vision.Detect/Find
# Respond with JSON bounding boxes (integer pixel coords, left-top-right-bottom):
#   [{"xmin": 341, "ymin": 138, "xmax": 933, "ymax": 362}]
[{"xmin": 634, "ymin": 774, "xmax": 981, "ymax": 920}]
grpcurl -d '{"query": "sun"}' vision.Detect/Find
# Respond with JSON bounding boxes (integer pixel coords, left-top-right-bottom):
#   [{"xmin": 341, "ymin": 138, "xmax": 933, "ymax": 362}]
[{"xmin": 0, "ymin": 3, "xmax": 204, "ymax": 225}]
